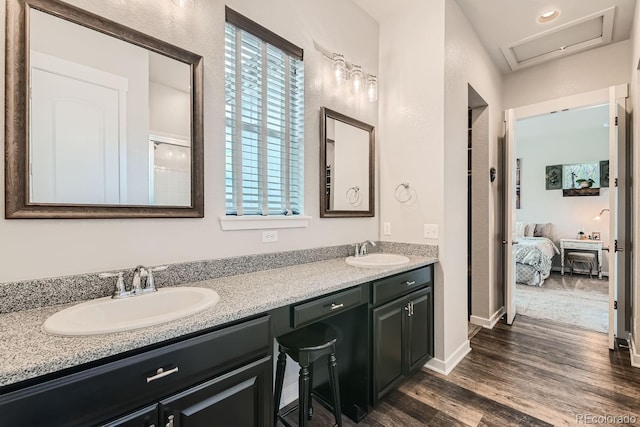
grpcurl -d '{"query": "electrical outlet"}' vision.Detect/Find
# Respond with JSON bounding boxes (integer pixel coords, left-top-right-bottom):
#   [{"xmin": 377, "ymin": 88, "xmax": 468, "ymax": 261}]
[
  {"xmin": 383, "ymin": 222, "xmax": 392, "ymax": 236},
  {"xmin": 262, "ymin": 230, "xmax": 278, "ymax": 243},
  {"xmin": 424, "ymin": 224, "xmax": 439, "ymax": 239}
]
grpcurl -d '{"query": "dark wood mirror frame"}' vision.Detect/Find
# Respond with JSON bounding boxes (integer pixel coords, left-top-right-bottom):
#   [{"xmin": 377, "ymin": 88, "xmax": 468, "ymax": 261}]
[
  {"xmin": 5, "ymin": 0, "xmax": 204, "ymax": 218},
  {"xmin": 320, "ymin": 107, "xmax": 375, "ymax": 218}
]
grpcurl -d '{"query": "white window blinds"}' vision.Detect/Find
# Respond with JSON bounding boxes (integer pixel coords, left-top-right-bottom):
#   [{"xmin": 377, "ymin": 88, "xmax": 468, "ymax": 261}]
[{"xmin": 224, "ymin": 16, "xmax": 304, "ymax": 216}]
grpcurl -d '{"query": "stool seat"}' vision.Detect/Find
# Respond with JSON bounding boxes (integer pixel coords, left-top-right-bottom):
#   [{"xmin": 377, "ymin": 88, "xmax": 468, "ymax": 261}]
[
  {"xmin": 277, "ymin": 323, "xmax": 338, "ymax": 365},
  {"xmin": 567, "ymin": 252, "xmax": 596, "ymax": 261},
  {"xmin": 567, "ymin": 252, "xmax": 597, "ymax": 278},
  {"xmin": 274, "ymin": 323, "xmax": 342, "ymax": 427}
]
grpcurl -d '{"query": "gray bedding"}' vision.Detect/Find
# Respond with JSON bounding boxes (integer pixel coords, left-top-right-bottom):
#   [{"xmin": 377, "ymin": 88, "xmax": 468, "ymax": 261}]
[{"xmin": 514, "ymin": 237, "xmax": 560, "ymax": 286}]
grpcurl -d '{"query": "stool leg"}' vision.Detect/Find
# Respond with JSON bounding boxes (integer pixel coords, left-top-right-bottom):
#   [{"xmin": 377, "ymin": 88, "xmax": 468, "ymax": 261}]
[
  {"xmin": 299, "ymin": 364, "xmax": 310, "ymax": 427},
  {"xmin": 327, "ymin": 352, "xmax": 343, "ymax": 427},
  {"xmin": 273, "ymin": 350, "xmax": 287, "ymax": 426},
  {"xmin": 307, "ymin": 363, "xmax": 314, "ymax": 420}
]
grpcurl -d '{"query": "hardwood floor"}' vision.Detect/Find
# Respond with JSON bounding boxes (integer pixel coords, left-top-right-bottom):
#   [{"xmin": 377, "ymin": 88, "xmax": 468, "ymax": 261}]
[{"xmin": 280, "ymin": 315, "xmax": 640, "ymax": 426}]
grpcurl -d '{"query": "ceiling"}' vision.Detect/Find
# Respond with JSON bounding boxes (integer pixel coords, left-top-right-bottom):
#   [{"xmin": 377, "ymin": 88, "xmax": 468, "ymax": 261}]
[
  {"xmin": 353, "ymin": 0, "xmax": 637, "ymax": 75},
  {"xmin": 516, "ymin": 104, "xmax": 609, "ymax": 140},
  {"xmin": 455, "ymin": 0, "xmax": 636, "ymax": 74}
]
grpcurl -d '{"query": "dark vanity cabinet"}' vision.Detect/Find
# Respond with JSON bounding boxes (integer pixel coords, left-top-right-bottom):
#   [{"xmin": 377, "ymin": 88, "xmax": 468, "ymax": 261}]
[
  {"xmin": 371, "ymin": 266, "xmax": 434, "ymax": 404},
  {"xmin": 0, "ymin": 316, "xmax": 272, "ymax": 427}
]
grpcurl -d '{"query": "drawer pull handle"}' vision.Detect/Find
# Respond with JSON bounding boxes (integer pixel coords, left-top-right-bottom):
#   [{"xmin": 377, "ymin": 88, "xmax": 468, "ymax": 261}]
[
  {"xmin": 147, "ymin": 366, "xmax": 179, "ymax": 383},
  {"xmin": 331, "ymin": 303, "xmax": 344, "ymax": 310},
  {"xmin": 405, "ymin": 280, "xmax": 416, "ymax": 286}
]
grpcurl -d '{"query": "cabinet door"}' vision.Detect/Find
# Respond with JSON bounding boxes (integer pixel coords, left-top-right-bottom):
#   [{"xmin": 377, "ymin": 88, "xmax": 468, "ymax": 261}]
[
  {"xmin": 406, "ymin": 287, "xmax": 434, "ymax": 373},
  {"xmin": 101, "ymin": 405, "xmax": 158, "ymax": 427},
  {"xmin": 159, "ymin": 357, "xmax": 272, "ymax": 427},
  {"xmin": 372, "ymin": 297, "xmax": 407, "ymax": 403}
]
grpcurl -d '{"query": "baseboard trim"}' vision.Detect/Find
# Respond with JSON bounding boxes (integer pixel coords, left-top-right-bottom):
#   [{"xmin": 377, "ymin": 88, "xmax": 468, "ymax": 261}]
[
  {"xmin": 469, "ymin": 306, "xmax": 505, "ymax": 329},
  {"xmin": 630, "ymin": 334, "xmax": 640, "ymax": 368},
  {"xmin": 424, "ymin": 339, "xmax": 471, "ymax": 375}
]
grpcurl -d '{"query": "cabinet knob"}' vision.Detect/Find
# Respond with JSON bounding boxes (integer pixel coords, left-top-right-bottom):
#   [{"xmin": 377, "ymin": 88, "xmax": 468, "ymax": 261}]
[{"xmin": 166, "ymin": 415, "xmax": 174, "ymax": 427}]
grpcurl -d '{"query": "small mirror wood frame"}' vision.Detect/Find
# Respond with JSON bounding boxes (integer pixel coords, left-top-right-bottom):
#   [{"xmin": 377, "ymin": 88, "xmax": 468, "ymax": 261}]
[{"xmin": 320, "ymin": 107, "xmax": 375, "ymax": 218}]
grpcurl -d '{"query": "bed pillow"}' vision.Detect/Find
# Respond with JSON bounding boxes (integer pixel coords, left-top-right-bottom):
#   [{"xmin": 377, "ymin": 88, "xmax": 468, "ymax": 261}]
[
  {"xmin": 533, "ymin": 223, "xmax": 552, "ymax": 239},
  {"xmin": 524, "ymin": 223, "xmax": 535, "ymax": 237},
  {"xmin": 515, "ymin": 222, "xmax": 525, "ymax": 238}
]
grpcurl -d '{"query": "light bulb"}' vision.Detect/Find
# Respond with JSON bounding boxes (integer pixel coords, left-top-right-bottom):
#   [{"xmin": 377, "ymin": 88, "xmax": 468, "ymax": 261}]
[
  {"xmin": 332, "ymin": 53, "xmax": 346, "ymax": 84},
  {"xmin": 351, "ymin": 65, "xmax": 363, "ymax": 93},
  {"xmin": 171, "ymin": 0, "xmax": 194, "ymax": 9},
  {"xmin": 366, "ymin": 75, "xmax": 378, "ymax": 102}
]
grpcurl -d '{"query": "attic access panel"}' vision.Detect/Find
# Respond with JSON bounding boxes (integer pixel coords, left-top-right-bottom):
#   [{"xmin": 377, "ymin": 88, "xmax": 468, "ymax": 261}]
[{"xmin": 501, "ymin": 7, "xmax": 615, "ymax": 72}]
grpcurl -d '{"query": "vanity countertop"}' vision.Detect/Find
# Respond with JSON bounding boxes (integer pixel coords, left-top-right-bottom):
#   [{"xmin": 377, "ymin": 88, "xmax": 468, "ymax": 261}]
[{"xmin": 0, "ymin": 255, "xmax": 436, "ymax": 388}]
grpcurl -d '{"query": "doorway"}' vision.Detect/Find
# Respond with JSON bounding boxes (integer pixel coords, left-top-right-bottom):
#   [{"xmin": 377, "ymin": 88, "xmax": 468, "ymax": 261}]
[{"xmin": 503, "ymin": 86, "xmax": 631, "ymax": 348}]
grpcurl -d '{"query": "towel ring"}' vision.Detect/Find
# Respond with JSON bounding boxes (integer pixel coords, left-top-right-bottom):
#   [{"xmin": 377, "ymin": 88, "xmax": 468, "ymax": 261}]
[
  {"xmin": 346, "ymin": 186, "xmax": 362, "ymax": 206},
  {"xmin": 394, "ymin": 182, "xmax": 416, "ymax": 205}
]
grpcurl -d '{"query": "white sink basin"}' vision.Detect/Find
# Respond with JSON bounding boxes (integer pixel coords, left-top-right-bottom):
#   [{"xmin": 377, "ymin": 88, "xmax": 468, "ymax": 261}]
[
  {"xmin": 345, "ymin": 253, "xmax": 410, "ymax": 268},
  {"xmin": 43, "ymin": 287, "xmax": 220, "ymax": 336}
]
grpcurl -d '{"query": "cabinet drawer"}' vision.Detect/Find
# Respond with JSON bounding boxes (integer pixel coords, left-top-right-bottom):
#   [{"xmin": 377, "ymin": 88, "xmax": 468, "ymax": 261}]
[
  {"xmin": 563, "ymin": 241, "xmax": 600, "ymax": 250},
  {"xmin": 372, "ymin": 266, "xmax": 432, "ymax": 307},
  {"xmin": 0, "ymin": 316, "xmax": 271, "ymax": 427},
  {"xmin": 292, "ymin": 287, "xmax": 363, "ymax": 328}
]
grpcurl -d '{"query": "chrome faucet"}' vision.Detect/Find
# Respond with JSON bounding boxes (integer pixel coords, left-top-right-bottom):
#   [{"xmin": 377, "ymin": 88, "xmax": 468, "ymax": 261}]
[
  {"xmin": 355, "ymin": 240, "xmax": 377, "ymax": 257},
  {"xmin": 99, "ymin": 265, "xmax": 167, "ymax": 299}
]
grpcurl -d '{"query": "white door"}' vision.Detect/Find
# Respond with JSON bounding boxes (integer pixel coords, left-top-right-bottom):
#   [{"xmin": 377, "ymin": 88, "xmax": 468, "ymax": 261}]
[
  {"xmin": 608, "ymin": 87, "xmax": 627, "ymax": 349},
  {"xmin": 30, "ymin": 68, "xmax": 121, "ymax": 204},
  {"xmin": 504, "ymin": 109, "xmax": 516, "ymax": 325}
]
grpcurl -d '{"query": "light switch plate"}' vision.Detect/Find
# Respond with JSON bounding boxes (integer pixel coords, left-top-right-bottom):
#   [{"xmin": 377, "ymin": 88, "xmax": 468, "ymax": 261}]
[
  {"xmin": 424, "ymin": 224, "xmax": 438, "ymax": 239},
  {"xmin": 262, "ymin": 230, "xmax": 278, "ymax": 243},
  {"xmin": 383, "ymin": 222, "xmax": 391, "ymax": 236}
]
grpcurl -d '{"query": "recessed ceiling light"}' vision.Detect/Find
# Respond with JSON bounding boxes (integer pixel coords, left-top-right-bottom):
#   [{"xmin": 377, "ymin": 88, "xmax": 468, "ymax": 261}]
[{"xmin": 537, "ymin": 9, "xmax": 560, "ymax": 23}]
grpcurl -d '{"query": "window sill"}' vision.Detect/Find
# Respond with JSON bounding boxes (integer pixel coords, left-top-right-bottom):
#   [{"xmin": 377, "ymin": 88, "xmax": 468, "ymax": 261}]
[{"xmin": 219, "ymin": 215, "xmax": 312, "ymax": 231}]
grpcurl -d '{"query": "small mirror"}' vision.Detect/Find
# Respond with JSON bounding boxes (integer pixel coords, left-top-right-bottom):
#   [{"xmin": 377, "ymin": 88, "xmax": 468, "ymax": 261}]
[
  {"xmin": 320, "ymin": 107, "xmax": 375, "ymax": 217},
  {"xmin": 5, "ymin": 0, "xmax": 203, "ymax": 218}
]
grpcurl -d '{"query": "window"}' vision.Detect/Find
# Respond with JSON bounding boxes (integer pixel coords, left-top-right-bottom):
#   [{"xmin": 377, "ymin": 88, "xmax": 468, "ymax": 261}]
[{"xmin": 224, "ymin": 8, "xmax": 304, "ymax": 217}]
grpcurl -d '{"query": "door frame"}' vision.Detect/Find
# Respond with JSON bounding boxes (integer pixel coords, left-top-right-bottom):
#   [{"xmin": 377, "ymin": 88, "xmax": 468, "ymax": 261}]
[{"xmin": 504, "ymin": 85, "xmax": 628, "ymax": 345}]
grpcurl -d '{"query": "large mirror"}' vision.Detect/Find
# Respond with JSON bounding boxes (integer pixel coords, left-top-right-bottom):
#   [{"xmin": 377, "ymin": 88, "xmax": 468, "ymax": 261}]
[
  {"xmin": 5, "ymin": 0, "xmax": 204, "ymax": 218},
  {"xmin": 320, "ymin": 107, "xmax": 375, "ymax": 217}
]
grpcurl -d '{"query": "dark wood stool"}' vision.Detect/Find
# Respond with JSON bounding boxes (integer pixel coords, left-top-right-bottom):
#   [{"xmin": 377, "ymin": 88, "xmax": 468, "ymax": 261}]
[{"xmin": 273, "ymin": 323, "xmax": 342, "ymax": 427}]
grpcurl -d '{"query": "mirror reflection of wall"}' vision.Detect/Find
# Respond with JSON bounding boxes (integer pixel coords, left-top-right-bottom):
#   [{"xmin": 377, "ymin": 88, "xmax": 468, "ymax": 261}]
[
  {"xmin": 28, "ymin": 8, "xmax": 191, "ymax": 207},
  {"xmin": 325, "ymin": 117, "xmax": 370, "ymax": 211}
]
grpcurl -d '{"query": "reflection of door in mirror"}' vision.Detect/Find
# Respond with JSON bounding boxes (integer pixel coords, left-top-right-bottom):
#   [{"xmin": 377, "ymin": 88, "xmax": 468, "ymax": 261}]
[
  {"xmin": 326, "ymin": 118, "xmax": 370, "ymax": 211},
  {"xmin": 30, "ymin": 51, "xmax": 125, "ymax": 204},
  {"xmin": 28, "ymin": 8, "xmax": 191, "ymax": 207}
]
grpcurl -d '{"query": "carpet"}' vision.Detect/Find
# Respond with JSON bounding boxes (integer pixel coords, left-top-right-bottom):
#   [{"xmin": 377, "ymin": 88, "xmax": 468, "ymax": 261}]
[{"xmin": 516, "ymin": 281, "xmax": 608, "ymax": 333}]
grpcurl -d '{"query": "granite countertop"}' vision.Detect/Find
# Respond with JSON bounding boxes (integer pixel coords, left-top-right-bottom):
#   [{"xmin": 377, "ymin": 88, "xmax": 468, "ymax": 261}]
[{"xmin": 0, "ymin": 255, "xmax": 436, "ymax": 389}]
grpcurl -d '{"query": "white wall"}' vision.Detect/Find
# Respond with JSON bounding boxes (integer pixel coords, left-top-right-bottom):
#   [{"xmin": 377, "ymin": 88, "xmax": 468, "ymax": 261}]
[
  {"xmin": 149, "ymin": 82, "xmax": 191, "ymax": 139},
  {"xmin": 375, "ymin": 0, "xmax": 447, "ymax": 364},
  {"xmin": 444, "ymin": 1, "xmax": 504, "ymax": 327},
  {"xmin": 504, "ymin": 40, "xmax": 632, "ymax": 110},
  {"xmin": 515, "ymin": 109, "xmax": 611, "ymax": 273},
  {"xmin": 371, "ymin": 0, "xmax": 502, "ymax": 371},
  {"xmin": 628, "ymin": 0, "xmax": 640, "ymax": 365},
  {"xmin": 0, "ymin": 0, "xmax": 379, "ymax": 282}
]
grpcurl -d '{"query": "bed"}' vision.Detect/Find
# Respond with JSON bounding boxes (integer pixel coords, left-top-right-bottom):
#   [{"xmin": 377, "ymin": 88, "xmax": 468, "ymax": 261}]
[{"xmin": 514, "ymin": 237, "xmax": 560, "ymax": 286}]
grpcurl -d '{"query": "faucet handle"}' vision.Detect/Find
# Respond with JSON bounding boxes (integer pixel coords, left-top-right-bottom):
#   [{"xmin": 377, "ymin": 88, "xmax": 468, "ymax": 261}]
[
  {"xmin": 98, "ymin": 271, "xmax": 127, "ymax": 298},
  {"xmin": 353, "ymin": 243, "xmax": 361, "ymax": 257},
  {"xmin": 145, "ymin": 266, "xmax": 168, "ymax": 292}
]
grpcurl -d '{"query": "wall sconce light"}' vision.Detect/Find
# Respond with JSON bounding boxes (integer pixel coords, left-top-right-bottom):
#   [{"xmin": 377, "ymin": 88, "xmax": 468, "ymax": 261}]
[
  {"xmin": 593, "ymin": 208, "xmax": 610, "ymax": 221},
  {"xmin": 171, "ymin": 0, "xmax": 194, "ymax": 9},
  {"xmin": 332, "ymin": 53, "xmax": 347, "ymax": 84},
  {"xmin": 328, "ymin": 52, "xmax": 378, "ymax": 102},
  {"xmin": 366, "ymin": 75, "xmax": 378, "ymax": 102}
]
